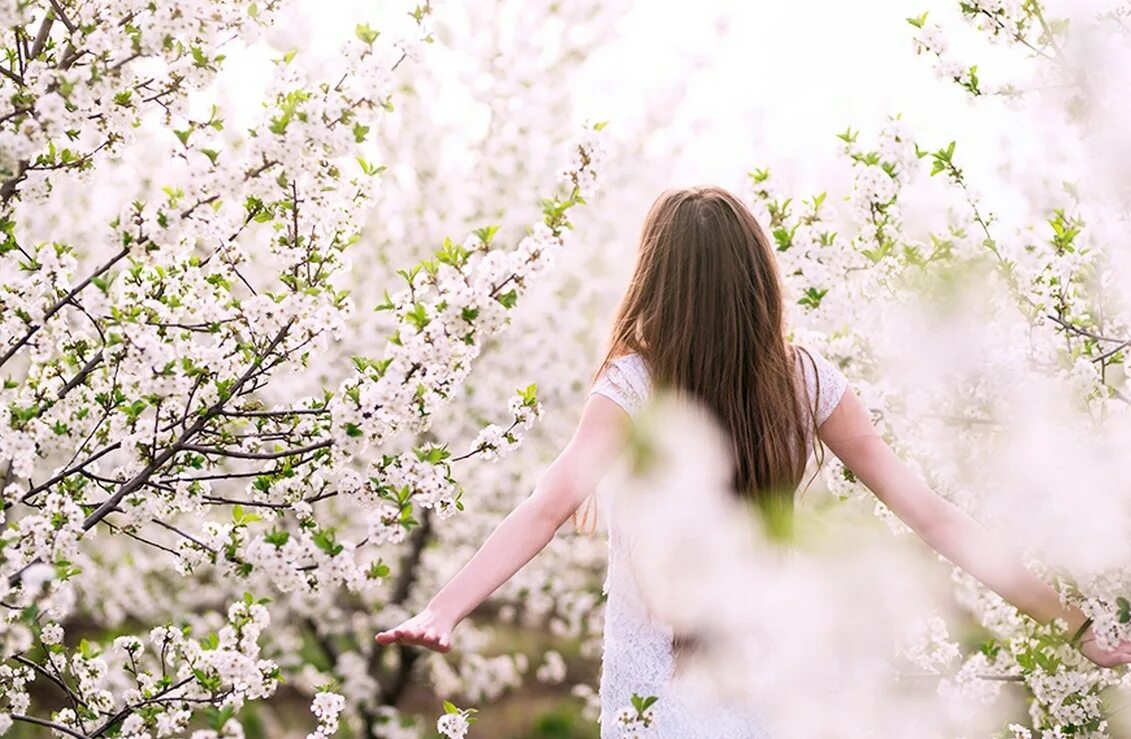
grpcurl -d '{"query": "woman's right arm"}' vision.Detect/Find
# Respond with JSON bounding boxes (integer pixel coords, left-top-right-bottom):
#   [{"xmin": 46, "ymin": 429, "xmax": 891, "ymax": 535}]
[
  {"xmin": 818, "ymin": 387, "xmax": 1131, "ymax": 668},
  {"xmin": 374, "ymin": 392, "xmax": 632, "ymax": 652}
]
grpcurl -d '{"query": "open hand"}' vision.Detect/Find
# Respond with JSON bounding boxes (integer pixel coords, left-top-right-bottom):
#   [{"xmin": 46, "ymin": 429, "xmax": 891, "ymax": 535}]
[
  {"xmin": 375, "ymin": 606, "xmax": 454, "ymax": 653},
  {"xmin": 1076, "ymin": 623, "xmax": 1131, "ymax": 668}
]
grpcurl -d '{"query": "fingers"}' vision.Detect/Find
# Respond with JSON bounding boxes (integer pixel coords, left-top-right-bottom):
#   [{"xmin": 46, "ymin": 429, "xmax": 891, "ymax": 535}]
[
  {"xmin": 374, "ymin": 622, "xmax": 452, "ymax": 653},
  {"xmin": 1099, "ymin": 639, "xmax": 1131, "ymax": 667},
  {"xmin": 375, "ymin": 619, "xmax": 416, "ymax": 645}
]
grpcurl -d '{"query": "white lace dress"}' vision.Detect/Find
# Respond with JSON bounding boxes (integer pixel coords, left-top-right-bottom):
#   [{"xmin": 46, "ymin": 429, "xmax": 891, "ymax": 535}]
[{"xmin": 589, "ymin": 346, "xmax": 849, "ymax": 739}]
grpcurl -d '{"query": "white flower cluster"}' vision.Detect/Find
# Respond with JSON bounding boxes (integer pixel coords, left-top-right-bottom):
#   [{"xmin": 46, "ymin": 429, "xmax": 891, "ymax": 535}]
[
  {"xmin": 9, "ymin": 491, "xmax": 84, "ymax": 569},
  {"xmin": 40, "ymin": 621, "xmax": 63, "ymax": 645},
  {"xmin": 937, "ymin": 650, "xmax": 1008, "ymax": 706},
  {"xmin": 468, "ymin": 388, "xmax": 544, "ymax": 461},
  {"xmin": 97, "ymin": 597, "xmax": 282, "ymax": 736},
  {"xmin": 238, "ymin": 522, "xmax": 367, "ymax": 595},
  {"xmin": 898, "ymin": 614, "xmax": 962, "ymax": 673},
  {"xmin": 911, "ymin": 4, "xmax": 1049, "ymax": 98},
  {"xmin": 436, "ymin": 701, "xmax": 477, "ymax": 739},
  {"xmin": 0, "ymin": 663, "xmax": 32, "ymax": 729},
  {"xmin": 844, "ymin": 118, "xmax": 916, "ymax": 234},
  {"xmin": 429, "ymin": 649, "xmax": 528, "ymax": 704},
  {"xmin": 367, "ymin": 501, "xmax": 408, "ymax": 546},
  {"xmin": 535, "ymin": 649, "xmax": 567, "ymax": 684},
  {"xmin": 367, "ymin": 705, "xmax": 420, "ymax": 739},
  {"xmin": 3, "ymin": 593, "xmax": 273, "ymax": 737},
  {"xmin": 0, "ymin": 0, "xmax": 273, "ymax": 187},
  {"xmin": 851, "ymin": 166, "xmax": 898, "ymax": 223},
  {"xmin": 910, "ymin": 18, "xmax": 986, "ymax": 95},
  {"xmin": 558, "ymin": 123, "xmax": 609, "ymax": 200},
  {"xmin": 1026, "ymin": 665, "xmax": 1105, "ymax": 730},
  {"xmin": 436, "ymin": 711, "xmax": 471, "ymax": 739},
  {"xmin": 384, "ymin": 453, "xmax": 460, "ymax": 520},
  {"xmin": 614, "ymin": 694, "xmax": 657, "ymax": 739},
  {"xmin": 959, "ymin": 0, "xmax": 1031, "ymax": 42},
  {"xmin": 307, "ymin": 690, "xmax": 346, "ymax": 738},
  {"xmin": 572, "ymin": 682, "xmax": 602, "ymax": 722},
  {"xmin": 876, "ymin": 116, "xmax": 918, "ymax": 185}
]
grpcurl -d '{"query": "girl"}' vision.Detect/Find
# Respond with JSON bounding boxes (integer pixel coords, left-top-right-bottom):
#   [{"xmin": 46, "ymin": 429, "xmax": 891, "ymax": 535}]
[{"xmin": 376, "ymin": 186, "xmax": 1131, "ymax": 736}]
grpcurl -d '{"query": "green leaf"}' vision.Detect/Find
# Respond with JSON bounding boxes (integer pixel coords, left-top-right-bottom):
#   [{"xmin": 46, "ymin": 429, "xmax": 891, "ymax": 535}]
[
  {"xmin": 355, "ymin": 23, "xmax": 380, "ymax": 45},
  {"xmin": 473, "ymin": 224, "xmax": 500, "ymax": 245},
  {"xmin": 518, "ymin": 383, "xmax": 538, "ymax": 406},
  {"xmin": 312, "ymin": 528, "xmax": 344, "ymax": 557},
  {"xmin": 798, "ymin": 287, "xmax": 829, "ymax": 310},
  {"xmin": 437, "ymin": 236, "xmax": 470, "ymax": 267},
  {"xmin": 404, "ymin": 303, "xmax": 430, "ymax": 329},
  {"xmin": 413, "ymin": 445, "xmax": 450, "ymax": 464},
  {"xmin": 355, "ymin": 156, "xmax": 385, "ymax": 176},
  {"xmin": 264, "ymin": 529, "xmax": 290, "ymax": 547},
  {"xmin": 748, "ymin": 167, "xmax": 770, "ymax": 184}
]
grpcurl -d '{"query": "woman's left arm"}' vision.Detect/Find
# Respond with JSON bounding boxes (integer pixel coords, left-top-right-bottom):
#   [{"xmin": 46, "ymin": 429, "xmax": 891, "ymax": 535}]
[
  {"xmin": 375, "ymin": 393, "xmax": 631, "ymax": 653},
  {"xmin": 819, "ymin": 387, "xmax": 1131, "ymax": 668}
]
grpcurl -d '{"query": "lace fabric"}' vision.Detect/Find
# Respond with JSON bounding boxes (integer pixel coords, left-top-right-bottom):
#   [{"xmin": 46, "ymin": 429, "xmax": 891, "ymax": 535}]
[{"xmin": 588, "ymin": 346, "xmax": 849, "ymax": 738}]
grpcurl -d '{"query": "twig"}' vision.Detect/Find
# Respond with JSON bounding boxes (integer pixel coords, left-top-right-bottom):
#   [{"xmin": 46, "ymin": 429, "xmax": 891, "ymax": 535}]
[
  {"xmin": 179, "ymin": 439, "xmax": 332, "ymax": 461},
  {"xmin": 47, "ymin": 0, "xmax": 77, "ymax": 34},
  {"xmin": 10, "ymin": 714, "xmax": 91, "ymax": 739}
]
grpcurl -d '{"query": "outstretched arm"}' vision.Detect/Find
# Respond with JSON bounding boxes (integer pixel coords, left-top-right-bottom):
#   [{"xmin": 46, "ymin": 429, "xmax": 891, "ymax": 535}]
[
  {"xmin": 819, "ymin": 387, "xmax": 1131, "ymax": 668},
  {"xmin": 375, "ymin": 393, "xmax": 631, "ymax": 652}
]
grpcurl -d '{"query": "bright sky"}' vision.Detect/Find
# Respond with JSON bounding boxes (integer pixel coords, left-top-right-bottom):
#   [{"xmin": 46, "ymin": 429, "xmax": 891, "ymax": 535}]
[
  {"xmin": 571, "ymin": 0, "xmax": 1015, "ymax": 194},
  {"xmin": 572, "ymin": 0, "xmax": 1126, "ymax": 232},
  {"xmin": 252, "ymin": 0, "xmax": 1125, "ymax": 238}
]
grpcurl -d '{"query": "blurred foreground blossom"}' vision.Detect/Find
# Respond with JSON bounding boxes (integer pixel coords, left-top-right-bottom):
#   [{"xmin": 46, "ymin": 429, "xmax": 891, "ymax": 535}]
[{"xmin": 606, "ymin": 393, "xmax": 1014, "ymax": 738}]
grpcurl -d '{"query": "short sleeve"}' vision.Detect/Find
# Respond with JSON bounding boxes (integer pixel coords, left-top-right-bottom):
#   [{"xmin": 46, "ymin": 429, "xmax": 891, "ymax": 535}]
[
  {"xmin": 796, "ymin": 345, "xmax": 849, "ymax": 426},
  {"xmin": 589, "ymin": 353, "xmax": 651, "ymax": 416}
]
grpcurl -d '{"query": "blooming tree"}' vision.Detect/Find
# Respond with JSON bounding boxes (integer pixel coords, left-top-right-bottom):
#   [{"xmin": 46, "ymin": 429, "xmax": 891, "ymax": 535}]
[
  {"xmin": 302, "ymin": 1, "xmax": 722, "ymax": 732},
  {"xmin": 0, "ymin": 0, "xmax": 608, "ymax": 736},
  {"xmin": 738, "ymin": 0, "xmax": 1131, "ymax": 735}
]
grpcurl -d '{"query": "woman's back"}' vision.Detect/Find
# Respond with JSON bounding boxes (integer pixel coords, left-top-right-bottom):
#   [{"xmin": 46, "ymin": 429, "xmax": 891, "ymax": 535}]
[
  {"xmin": 591, "ymin": 344, "xmax": 848, "ymax": 432},
  {"xmin": 589, "ymin": 344, "xmax": 848, "ymax": 738}
]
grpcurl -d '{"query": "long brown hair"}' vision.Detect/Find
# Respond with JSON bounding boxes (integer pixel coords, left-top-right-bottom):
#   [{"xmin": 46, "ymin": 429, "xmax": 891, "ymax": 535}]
[{"xmin": 593, "ymin": 186, "xmax": 821, "ymax": 510}]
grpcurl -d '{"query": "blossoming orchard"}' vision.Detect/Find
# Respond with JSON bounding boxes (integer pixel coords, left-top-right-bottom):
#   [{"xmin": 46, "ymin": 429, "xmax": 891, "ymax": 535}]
[{"xmin": 1, "ymin": 0, "xmax": 1129, "ymax": 738}]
